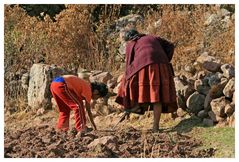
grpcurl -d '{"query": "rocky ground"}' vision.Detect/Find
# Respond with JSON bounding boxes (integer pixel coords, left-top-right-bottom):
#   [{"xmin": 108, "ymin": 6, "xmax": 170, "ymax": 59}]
[
  {"xmin": 4, "ymin": 52, "xmax": 235, "ymax": 158},
  {"xmin": 4, "ymin": 110, "xmax": 216, "ymax": 158},
  {"xmin": 4, "ymin": 5, "xmax": 235, "ymax": 158}
]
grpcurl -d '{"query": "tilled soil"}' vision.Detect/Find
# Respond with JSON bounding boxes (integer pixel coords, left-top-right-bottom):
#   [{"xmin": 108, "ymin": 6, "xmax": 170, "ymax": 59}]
[{"xmin": 4, "ymin": 124, "xmax": 216, "ymax": 158}]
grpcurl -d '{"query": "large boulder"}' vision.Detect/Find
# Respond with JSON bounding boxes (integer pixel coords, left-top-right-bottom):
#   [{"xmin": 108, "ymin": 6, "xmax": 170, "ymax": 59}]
[
  {"xmin": 196, "ymin": 52, "xmax": 220, "ymax": 64},
  {"xmin": 27, "ymin": 64, "xmax": 64, "ymax": 110},
  {"xmin": 90, "ymin": 72, "xmax": 113, "ymax": 84},
  {"xmin": 202, "ymin": 61, "xmax": 221, "ymax": 73},
  {"xmin": 210, "ymin": 96, "xmax": 230, "ymax": 117},
  {"xmin": 186, "ymin": 92, "xmax": 205, "ymax": 114}
]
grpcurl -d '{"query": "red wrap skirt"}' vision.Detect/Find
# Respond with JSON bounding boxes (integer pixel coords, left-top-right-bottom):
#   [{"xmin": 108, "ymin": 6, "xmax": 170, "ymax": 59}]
[{"xmin": 116, "ymin": 63, "xmax": 177, "ymax": 113}]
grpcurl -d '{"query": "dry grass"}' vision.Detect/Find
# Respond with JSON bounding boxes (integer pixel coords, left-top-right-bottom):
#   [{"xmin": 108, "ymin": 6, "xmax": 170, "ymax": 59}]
[{"xmin": 4, "ymin": 4, "xmax": 234, "ymax": 111}]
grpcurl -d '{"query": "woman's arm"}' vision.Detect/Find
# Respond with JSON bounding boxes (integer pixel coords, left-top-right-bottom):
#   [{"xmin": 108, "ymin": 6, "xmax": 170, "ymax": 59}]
[{"xmin": 85, "ymin": 102, "xmax": 97, "ymax": 130}]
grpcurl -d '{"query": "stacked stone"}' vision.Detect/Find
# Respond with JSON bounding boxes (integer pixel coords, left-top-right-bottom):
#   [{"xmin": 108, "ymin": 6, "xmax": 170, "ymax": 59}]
[{"xmin": 175, "ymin": 52, "xmax": 235, "ymax": 127}]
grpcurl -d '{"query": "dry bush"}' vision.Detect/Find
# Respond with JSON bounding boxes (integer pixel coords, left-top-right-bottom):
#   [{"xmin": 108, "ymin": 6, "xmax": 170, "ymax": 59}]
[
  {"xmin": 4, "ymin": 4, "xmax": 123, "ymax": 110},
  {"xmin": 4, "ymin": 4, "xmax": 234, "ymax": 112},
  {"xmin": 138, "ymin": 4, "xmax": 234, "ymax": 68},
  {"xmin": 4, "ymin": 5, "xmax": 114, "ymax": 74},
  {"xmin": 4, "ymin": 5, "xmax": 102, "ymax": 110}
]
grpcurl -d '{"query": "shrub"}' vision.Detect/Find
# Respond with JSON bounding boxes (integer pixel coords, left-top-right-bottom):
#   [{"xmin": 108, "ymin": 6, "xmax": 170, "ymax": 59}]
[{"xmin": 4, "ymin": 4, "xmax": 234, "ymax": 112}]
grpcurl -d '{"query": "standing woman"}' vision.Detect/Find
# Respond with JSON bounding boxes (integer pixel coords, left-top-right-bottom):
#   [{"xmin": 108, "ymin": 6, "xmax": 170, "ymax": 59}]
[{"xmin": 115, "ymin": 29, "xmax": 178, "ymax": 132}]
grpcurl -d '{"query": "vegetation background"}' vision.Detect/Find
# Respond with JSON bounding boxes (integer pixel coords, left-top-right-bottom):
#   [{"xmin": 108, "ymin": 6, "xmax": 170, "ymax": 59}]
[
  {"xmin": 3, "ymin": 4, "xmax": 235, "ymax": 158},
  {"xmin": 4, "ymin": 4, "xmax": 234, "ymax": 111}
]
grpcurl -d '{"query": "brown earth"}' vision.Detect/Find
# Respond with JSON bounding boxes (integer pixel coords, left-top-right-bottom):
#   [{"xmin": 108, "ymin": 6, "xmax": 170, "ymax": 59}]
[{"xmin": 4, "ymin": 110, "xmax": 216, "ymax": 158}]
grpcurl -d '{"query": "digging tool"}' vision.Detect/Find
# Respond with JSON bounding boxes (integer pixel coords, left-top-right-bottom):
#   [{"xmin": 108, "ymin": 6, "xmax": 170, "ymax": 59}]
[
  {"xmin": 112, "ymin": 111, "xmax": 130, "ymax": 130},
  {"xmin": 112, "ymin": 105, "xmax": 147, "ymax": 130}
]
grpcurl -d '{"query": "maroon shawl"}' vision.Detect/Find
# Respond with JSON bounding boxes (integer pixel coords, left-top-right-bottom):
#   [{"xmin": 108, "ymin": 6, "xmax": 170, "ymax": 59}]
[{"xmin": 125, "ymin": 35, "xmax": 174, "ymax": 80}]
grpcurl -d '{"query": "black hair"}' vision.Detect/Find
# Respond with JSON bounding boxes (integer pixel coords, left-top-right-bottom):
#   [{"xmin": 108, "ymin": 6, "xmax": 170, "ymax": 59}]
[
  {"xmin": 124, "ymin": 29, "xmax": 139, "ymax": 41},
  {"xmin": 91, "ymin": 82, "xmax": 108, "ymax": 97}
]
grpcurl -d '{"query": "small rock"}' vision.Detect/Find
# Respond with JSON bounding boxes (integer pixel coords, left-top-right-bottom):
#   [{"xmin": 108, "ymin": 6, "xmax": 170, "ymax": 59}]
[
  {"xmin": 223, "ymin": 78, "xmax": 235, "ymax": 98},
  {"xmin": 113, "ymin": 82, "xmax": 121, "ymax": 94},
  {"xmin": 204, "ymin": 14, "xmax": 218, "ymax": 26},
  {"xmin": 197, "ymin": 110, "xmax": 208, "ymax": 118},
  {"xmin": 107, "ymin": 78, "xmax": 117, "ymax": 89},
  {"xmin": 117, "ymin": 74, "xmax": 124, "ymax": 83},
  {"xmin": 88, "ymin": 136, "xmax": 118, "ymax": 150},
  {"xmin": 208, "ymin": 111, "xmax": 216, "ymax": 122},
  {"xmin": 51, "ymin": 98, "xmax": 57, "ymax": 109},
  {"xmin": 204, "ymin": 93, "xmax": 212, "ymax": 111},
  {"xmin": 232, "ymin": 92, "xmax": 235, "ymax": 103},
  {"xmin": 176, "ymin": 94, "xmax": 187, "ymax": 110},
  {"xmin": 36, "ymin": 108, "xmax": 45, "ymax": 116},
  {"xmin": 184, "ymin": 64, "xmax": 196, "ymax": 74},
  {"xmin": 208, "ymin": 111, "xmax": 224, "ymax": 122},
  {"xmin": 227, "ymin": 113, "xmax": 235, "ymax": 127},
  {"xmin": 177, "ymin": 108, "xmax": 187, "ymax": 117},
  {"xmin": 203, "ymin": 118, "xmax": 214, "ymax": 126},
  {"xmin": 208, "ymin": 72, "xmax": 224, "ymax": 87},
  {"xmin": 129, "ymin": 113, "xmax": 140, "ymax": 121},
  {"xmin": 221, "ymin": 64, "xmax": 235, "ymax": 78},
  {"xmin": 224, "ymin": 104, "xmax": 234, "ymax": 116}
]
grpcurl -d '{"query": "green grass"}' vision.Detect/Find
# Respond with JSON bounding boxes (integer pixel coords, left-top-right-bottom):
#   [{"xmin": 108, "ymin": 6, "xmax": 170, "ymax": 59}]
[
  {"xmin": 192, "ymin": 126, "xmax": 235, "ymax": 158},
  {"xmin": 167, "ymin": 115, "xmax": 235, "ymax": 158},
  {"xmin": 129, "ymin": 113, "xmax": 235, "ymax": 158}
]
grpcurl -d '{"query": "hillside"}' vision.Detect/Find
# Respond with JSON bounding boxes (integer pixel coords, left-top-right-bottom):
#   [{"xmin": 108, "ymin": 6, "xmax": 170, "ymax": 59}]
[{"xmin": 4, "ymin": 4, "xmax": 235, "ymax": 158}]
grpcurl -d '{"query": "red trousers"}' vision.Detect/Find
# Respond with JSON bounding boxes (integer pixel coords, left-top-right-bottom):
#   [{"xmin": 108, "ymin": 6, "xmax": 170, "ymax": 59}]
[{"xmin": 50, "ymin": 82, "xmax": 86, "ymax": 131}]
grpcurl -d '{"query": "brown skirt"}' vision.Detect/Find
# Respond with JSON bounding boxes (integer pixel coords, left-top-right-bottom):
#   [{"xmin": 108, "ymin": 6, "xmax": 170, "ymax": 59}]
[{"xmin": 115, "ymin": 63, "xmax": 177, "ymax": 113}]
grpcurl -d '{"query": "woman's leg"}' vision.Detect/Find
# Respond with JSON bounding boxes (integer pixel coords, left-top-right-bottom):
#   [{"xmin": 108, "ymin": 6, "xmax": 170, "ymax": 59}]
[
  {"xmin": 51, "ymin": 84, "xmax": 71, "ymax": 131},
  {"xmin": 50, "ymin": 82, "xmax": 86, "ymax": 132},
  {"xmin": 152, "ymin": 102, "xmax": 162, "ymax": 131}
]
